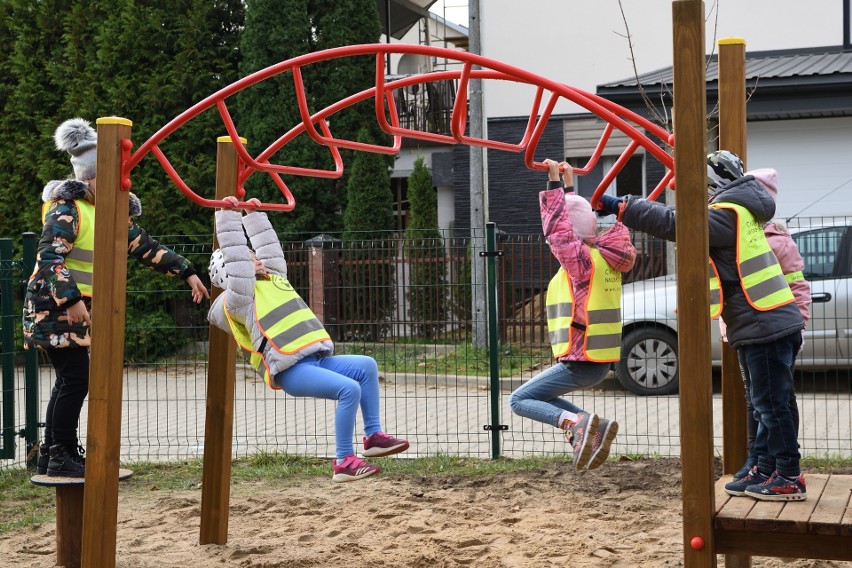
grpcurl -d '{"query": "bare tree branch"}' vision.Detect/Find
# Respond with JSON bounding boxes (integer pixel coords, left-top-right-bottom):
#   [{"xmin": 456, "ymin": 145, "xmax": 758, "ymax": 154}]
[{"xmin": 617, "ymin": 0, "xmax": 670, "ymax": 128}]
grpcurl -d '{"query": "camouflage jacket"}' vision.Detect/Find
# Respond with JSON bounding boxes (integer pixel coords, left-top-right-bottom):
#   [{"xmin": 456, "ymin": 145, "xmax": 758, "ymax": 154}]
[{"xmin": 22, "ymin": 179, "xmax": 197, "ymax": 350}]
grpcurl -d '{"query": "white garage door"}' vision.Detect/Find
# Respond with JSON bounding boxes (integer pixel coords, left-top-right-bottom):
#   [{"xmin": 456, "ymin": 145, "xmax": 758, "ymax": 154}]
[{"xmin": 747, "ymin": 117, "xmax": 852, "ymax": 220}]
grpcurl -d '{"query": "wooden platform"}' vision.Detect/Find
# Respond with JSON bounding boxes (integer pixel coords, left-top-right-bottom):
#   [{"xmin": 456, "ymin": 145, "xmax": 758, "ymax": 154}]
[
  {"xmin": 714, "ymin": 474, "xmax": 852, "ymax": 561},
  {"xmin": 30, "ymin": 468, "xmax": 134, "ymax": 486}
]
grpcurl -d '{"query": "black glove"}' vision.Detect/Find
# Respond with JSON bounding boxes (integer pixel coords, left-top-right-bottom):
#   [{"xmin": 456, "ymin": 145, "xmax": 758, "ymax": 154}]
[{"xmin": 596, "ymin": 194, "xmax": 624, "ymax": 217}]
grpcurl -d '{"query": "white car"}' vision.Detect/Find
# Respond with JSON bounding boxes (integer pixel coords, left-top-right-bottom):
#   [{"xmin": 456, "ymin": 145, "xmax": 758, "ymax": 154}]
[{"xmin": 616, "ymin": 221, "xmax": 852, "ymax": 395}]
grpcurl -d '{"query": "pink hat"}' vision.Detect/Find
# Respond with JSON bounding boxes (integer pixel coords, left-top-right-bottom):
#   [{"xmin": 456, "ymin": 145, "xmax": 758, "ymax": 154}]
[
  {"xmin": 749, "ymin": 168, "xmax": 778, "ymax": 201},
  {"xmin": 563, "ymin": 194, "xmax": 597, "ymax": 242}
]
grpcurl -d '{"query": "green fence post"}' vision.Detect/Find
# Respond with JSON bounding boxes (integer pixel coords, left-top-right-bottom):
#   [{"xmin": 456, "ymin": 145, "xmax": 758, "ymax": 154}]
[
  {"xmin": 21, "ymin": 232, "xmax": 39, "ymax": 465},
  {"xmin": 484, "ymin": 223, "xmax": 505, "ymax": 459},
  {"xmin": 0, "ymin": 238, "xmax": 15, "ymax": 458}
]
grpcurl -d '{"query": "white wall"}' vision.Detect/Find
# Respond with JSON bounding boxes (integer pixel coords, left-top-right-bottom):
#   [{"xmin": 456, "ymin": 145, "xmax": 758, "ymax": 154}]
[
  {"xmin": 481, "ymin": 0, "xmax": 842, "ymax": 118},
  {"xmin": 748, "ymin": 117, "xmax": 852, "ymax": 219}
]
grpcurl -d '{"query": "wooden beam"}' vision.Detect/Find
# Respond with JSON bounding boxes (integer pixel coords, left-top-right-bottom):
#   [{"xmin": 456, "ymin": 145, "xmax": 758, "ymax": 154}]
[
  {"xmin": 81, "ymin": 117, "xmax": 132, "ymax": 568},
  {"xmin": 199, "ymin": 137, "xmax": 240, "ymax": 544},
  {"xmin": 717, "ymin": 37, "xmax": 750, "ymax": 479},
  {"xmin": 672, "ymin": 2, "xmax": 716, "ymax": 566}
]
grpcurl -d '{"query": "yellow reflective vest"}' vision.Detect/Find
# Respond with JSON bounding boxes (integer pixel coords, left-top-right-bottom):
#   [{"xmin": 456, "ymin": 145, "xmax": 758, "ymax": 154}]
[
  {"xmin": 708, "ymin": 202, "xmax": 795, "ymax": 316},
  {"xmin": 545, "ymin": 248, "xmax": 623, "ymax": 362},
  {"xmin": 42, "ymin": 200, "xmax": 95, "ymax": 297},
  {"xmin": 224, "ymin": 274, "xmax": 331, "ymax": 389}
]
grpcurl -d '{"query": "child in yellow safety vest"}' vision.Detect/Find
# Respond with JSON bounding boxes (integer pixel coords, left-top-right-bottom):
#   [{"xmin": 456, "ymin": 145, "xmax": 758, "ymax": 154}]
[
  {"xmin": 207, "ymin": 196, "xmax": 409, "ymax": 482},
  {"xmin": 509, "ymin": 159, "xmax": 636, "ymax": 470},
  {"xmin": 712, "ymin": 157, "xmax": 812, "ymax": 489},
  {"xmin": 24, "ymin": 118, "xmax": 210, "ymax": 478},
  {"xmin": 595, "ymin": 150, "xmax": 807, "ymax": 501}
]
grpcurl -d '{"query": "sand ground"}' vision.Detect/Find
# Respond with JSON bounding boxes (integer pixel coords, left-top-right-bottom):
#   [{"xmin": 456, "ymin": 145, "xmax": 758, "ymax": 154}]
[{"xmin": 2, "ymin": 458, "xmax": 851, "ymax": 568}]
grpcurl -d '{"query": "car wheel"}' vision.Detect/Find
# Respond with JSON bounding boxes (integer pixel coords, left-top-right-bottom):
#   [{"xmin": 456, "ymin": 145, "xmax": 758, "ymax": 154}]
[{"xmin": 615, "ymin": 327, "xmax": 679, "ymax": 396}]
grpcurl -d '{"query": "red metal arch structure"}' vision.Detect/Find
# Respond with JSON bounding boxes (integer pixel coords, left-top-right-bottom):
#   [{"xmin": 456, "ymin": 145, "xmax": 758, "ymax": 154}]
[
  {"xmin": 125, "ymin": 43, "xmax": 675, "ymax": 211},
  {"xmin": 80, "ymin": 44, "xmax": 681, "ymax": 568}
]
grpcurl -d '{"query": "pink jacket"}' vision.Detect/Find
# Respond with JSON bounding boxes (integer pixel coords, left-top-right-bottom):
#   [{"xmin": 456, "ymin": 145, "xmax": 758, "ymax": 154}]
[{"xmin": 540, "ymin": 188, "xmax": 637, "ymax": 361}]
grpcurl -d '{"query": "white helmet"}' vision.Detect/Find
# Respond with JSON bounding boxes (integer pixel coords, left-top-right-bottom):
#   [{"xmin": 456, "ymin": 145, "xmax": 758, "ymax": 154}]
[{"xmin": 208, "ymin": 249, "xmax": 227, "ymax": 289}]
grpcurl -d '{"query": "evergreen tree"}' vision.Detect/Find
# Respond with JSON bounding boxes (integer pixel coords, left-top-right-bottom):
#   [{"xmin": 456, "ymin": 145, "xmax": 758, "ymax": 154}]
[
  {"xmin": 310, "ymin": 0, "xmax": 391, "ymax": 210},
  {"xmin": 404, "ymin": 157, "xmax": 447, "ymax": 338},
  {"xmin": 238, "ymin": 0, "xmax": 337, "ymax": 237},
  {"xmin": 341, "ymin": 128, "xmax": 394, "ymax": 340},
  {"xmin": 0, "ymin": 0, "xmax": 244, "ymax": 358},
  {"xmin": 0, "ymin": 0, "xmax": 244, "ymax": 243},
  {"xmin": 0, "ymin": 0, "xmax": 69, "ymax": 238},
  {"xmin": 236, "ymin": 0, "xmax": 388, "ymax": 237}
]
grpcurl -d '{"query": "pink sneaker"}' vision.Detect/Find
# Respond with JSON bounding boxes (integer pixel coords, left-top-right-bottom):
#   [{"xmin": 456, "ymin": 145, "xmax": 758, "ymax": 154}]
[
  {"xmin": 332, "ymin": 454, "xmax": 380, "ymax": 482},
  {"xmin": 362, "ymin": 432, "xmax": 410, "ymax": 457},
  {"xmin": 586, "ymin": 417, "xmax": 619, "ymax": 471}
]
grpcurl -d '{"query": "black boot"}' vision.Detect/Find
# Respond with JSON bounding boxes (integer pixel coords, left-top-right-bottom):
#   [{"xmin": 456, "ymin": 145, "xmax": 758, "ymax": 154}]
[
  {"xmin": 36, "ymin": 443, "xmax": 51, "ymax": 475},
  {"xmin": 47, "ymin": 444, "xmax": 85, "ymax": 478}
]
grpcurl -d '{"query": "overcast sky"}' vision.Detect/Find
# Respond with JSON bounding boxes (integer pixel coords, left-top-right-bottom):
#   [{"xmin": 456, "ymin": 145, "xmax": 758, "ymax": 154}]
[{"xmin": 429, "ymin": 0, "xmax": 469, "ymax": 28}]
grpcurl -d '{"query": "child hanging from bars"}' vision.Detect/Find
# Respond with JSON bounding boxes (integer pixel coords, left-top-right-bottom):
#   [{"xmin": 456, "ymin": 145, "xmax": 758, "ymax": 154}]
[
  {"xmin": 207, "ymin": 196, "xmax": 408, "ymax": 482},
  {"xmin": 509, "ymin": 159, "xmax": 636, "ymax": 470}
]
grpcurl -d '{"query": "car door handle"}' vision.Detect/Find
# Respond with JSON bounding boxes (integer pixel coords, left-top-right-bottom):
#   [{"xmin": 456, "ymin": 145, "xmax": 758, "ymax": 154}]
[{"xmin": 812, "ymin": 292, "xmax": 832, "ymax": 303}]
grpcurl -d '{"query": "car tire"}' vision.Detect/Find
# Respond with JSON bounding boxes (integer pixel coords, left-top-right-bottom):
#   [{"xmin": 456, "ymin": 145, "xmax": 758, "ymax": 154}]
[{"xmin": 615, "ymin": 327, "xmax": 679, "ymax": 396}]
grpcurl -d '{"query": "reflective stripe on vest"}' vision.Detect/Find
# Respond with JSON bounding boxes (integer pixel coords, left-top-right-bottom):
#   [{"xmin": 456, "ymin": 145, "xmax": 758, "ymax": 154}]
[
  {"xmin": 545, "ymin": 268, "xmax": 573, "ymax": 358},
  {"xmin": 224, "ymin": 304, "xmax": 275, "ymax": 389},
  {"xmin": 254, "ymin": 275, "xmax": 331, "ymax": 354},
  {"xmin": 43, "ymin": 200, "xmax": 95, "ymax": 297},
  {"xmin": 709, "ymin": 203, "xmax": 795, "ymax": 312},
  {"xmin": 223, "ymin": 275, "xmax": 331, "ymax": 389},
  {"xmin": 709, "ymin": 259, "xmax": 722, "ymax": 319},
  {"xmin": 584, "ymin": 248, "xmax": 623, "ymax": 362}
]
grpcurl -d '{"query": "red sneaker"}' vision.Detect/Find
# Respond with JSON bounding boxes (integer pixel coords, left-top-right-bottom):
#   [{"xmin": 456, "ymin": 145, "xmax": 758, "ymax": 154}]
[
  {"xmin": 332, "ymin": 454, "xmax": 380, "ymax": 482},
  {"xmin": 362, "ymin": 432, "xmax": 410, "ymax": 457}
]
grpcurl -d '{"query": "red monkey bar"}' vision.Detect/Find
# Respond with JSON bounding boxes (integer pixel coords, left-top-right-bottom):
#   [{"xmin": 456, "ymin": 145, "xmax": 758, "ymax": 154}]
[{"xmin": 125, "ymin": 44, "xmax": 675, "ymax": 211}]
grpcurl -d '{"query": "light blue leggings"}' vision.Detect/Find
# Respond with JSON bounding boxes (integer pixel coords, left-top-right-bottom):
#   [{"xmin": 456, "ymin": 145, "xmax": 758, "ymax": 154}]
[{"xmin": 274, "ymin": 354, "xmax": 382, "ymax": 460}]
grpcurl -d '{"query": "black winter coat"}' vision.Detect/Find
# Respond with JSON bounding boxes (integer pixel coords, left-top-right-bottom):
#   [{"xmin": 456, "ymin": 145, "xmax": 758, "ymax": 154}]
[{"xmin": 620, "ymin": 176, "xmax": 804, "ymax": 348}]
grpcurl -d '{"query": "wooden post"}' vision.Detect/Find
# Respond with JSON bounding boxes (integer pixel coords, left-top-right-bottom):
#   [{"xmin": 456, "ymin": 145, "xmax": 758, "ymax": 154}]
[
  {"xmin": 199, "ymin": 137, "xmax": 240, "ymax": 545},
  {"xmin": 33, "ymin": 469, "xmax": 133, "ymax": 568},
  {"xmin": 717, "ymin": 38, "xmax": 750, "ymax": 476},
  {"xmin": 672, "ymin": 2, "xmax": 716, "ymax": 567},
  {"xmin": 56, "ymin": 485, "xmax": 84, "ymax": 568},
  {"xmin": 81, "ymin": 117, "xmax": 132, "ymax": 568},
  {"xmin": 308, "ymin": 242, "xmax": 327, "ymax": 323},
  {"xmin": 718, "ymin": 37, "xmax": 753, "ymax": 568}
]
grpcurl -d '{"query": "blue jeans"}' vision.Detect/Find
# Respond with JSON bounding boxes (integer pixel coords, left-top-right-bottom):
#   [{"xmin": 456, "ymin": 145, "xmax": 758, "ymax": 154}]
[
  {"xmin": 274, "ymin": 354, "xmax": 381, "ymax": 460},
  {"xmin": 739, "ymin": 335, "xmax": 801, "ymax": 466},
  {"xmin": 738, "ymin": 331, "xmax": 801, "ymax": 478},
  {"xmin": 509, "ymin": 361, "xmax": 611, "ymax": 427}
]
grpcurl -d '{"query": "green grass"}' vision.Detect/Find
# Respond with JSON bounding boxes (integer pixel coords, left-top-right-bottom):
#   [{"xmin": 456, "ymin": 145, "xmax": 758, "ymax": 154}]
[{"xmin": 0, "ymin": 469, "xmax": 56, "ymax": 533}]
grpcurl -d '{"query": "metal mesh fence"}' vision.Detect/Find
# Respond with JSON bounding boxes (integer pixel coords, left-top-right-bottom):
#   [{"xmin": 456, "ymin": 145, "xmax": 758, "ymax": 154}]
[{"xmin": 2, "ymin": 218, "xmax": 851, "ymax": 469}]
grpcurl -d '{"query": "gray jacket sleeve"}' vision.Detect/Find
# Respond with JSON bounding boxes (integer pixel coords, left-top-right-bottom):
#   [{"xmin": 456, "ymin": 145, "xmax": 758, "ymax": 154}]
[
  {"xmin": 215, "ymin": 209, "xmax": 256, "ymax": 318},
  {"xmin": 242, "ymin": 211, "xmax": 288, "ymax": 279}
]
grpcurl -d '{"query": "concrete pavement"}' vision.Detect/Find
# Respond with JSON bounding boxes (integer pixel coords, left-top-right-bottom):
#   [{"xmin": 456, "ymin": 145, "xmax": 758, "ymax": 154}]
[{"xmin": 4, "ymin": 364, "xmax": 849, "ymax": 466}]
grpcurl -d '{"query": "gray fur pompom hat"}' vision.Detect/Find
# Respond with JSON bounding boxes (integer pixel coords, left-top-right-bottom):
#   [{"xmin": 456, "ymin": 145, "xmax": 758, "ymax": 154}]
[{"xmin": 54, "ymin": 118, "xmax": 97, "ymax": 181}]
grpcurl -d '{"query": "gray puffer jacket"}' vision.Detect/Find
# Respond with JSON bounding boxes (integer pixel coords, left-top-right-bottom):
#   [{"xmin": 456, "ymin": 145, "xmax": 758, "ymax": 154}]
[
  {"xmin": 620, "ymin": 175, "xmax": 804, "ymax": 348},
  {"xmin": 207, "ymin": 209, "xmax": 333, "ymax": 379}
]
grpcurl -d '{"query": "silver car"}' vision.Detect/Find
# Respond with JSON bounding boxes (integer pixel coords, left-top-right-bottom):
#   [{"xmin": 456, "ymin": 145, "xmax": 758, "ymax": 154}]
[{"xmin": 616, "ymin": 220, "xmax": 852, "ymax": 395}]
